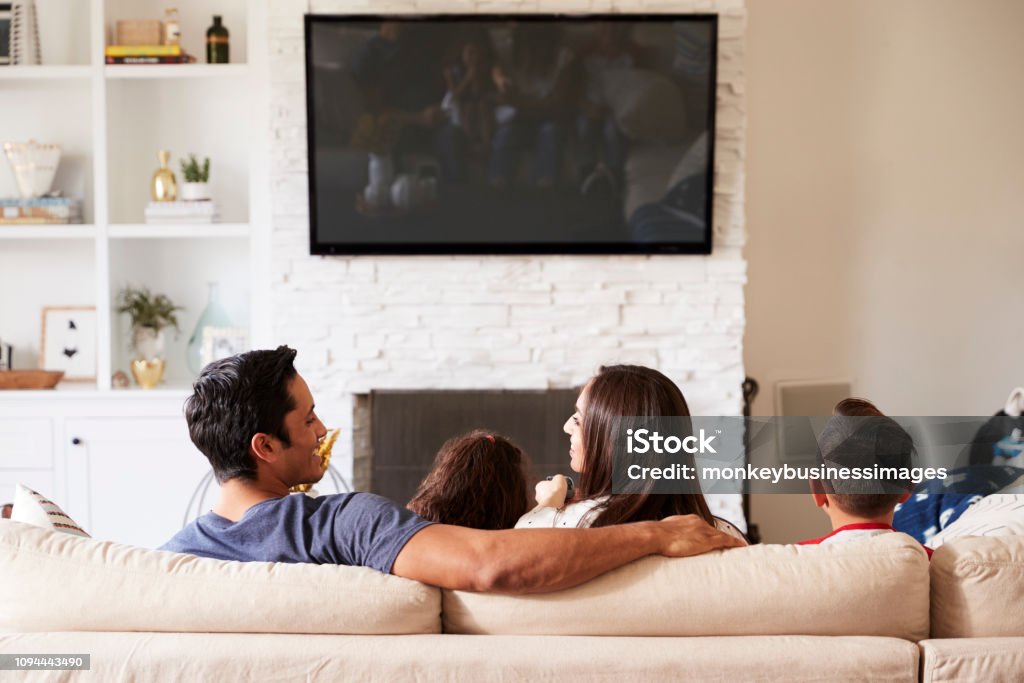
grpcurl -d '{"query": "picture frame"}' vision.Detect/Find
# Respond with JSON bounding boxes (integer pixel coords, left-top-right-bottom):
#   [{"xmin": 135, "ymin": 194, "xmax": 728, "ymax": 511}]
[
  {"xmin": 0, "ymin": 339, "xmax": 13, "ymax": 370},
  {"xmin": 200, "ymin": 326, "xmax": 248, "ymax": 369},
  {"xmin": 40, "ymin": 306, "xmax": 97, "ymax": 381}
]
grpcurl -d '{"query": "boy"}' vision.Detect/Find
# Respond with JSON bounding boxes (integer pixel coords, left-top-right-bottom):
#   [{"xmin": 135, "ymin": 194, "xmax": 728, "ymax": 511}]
[{"xmin": 798, "ymin": 398, "xmax": 932, "ymax": 558}]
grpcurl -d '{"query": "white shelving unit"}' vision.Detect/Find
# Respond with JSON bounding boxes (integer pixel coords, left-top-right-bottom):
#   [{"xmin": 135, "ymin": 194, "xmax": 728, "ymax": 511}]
[{"xmin": 0, "ymin": 0, "xmax": 269, "ymax": 392}]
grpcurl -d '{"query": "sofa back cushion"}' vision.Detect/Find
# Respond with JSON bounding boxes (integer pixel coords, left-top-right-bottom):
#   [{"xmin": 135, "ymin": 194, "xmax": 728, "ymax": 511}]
[
  {"xmin": 930, "ymin": 535, "xmax": 1024, "ymax": 638},
  {"xmin": 0, "ymin": 521, "xmax": 441, "ymax": 634},
  {"xmin": 443, "ymin": 533, "xmax": 930, "ymax": 640}
]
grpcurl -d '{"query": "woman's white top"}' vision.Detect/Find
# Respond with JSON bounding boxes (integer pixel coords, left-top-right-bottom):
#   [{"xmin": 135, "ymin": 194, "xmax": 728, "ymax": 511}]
[{"xmin": 515, "ymin": 494, "xmax": 748, "ymax": 542}]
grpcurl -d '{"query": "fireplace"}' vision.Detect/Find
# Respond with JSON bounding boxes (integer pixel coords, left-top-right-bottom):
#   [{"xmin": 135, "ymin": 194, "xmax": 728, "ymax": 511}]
[
  {"xmin": 353, "ymin": 388, "xmax": 747, "ymax": 534},
  {"xmin": 354, "ymin": 389, "xmax": 578, "ymax": 504}
]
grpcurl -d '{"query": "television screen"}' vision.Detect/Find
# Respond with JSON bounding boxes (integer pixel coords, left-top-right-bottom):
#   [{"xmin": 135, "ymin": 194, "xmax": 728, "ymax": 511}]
[{"xmin": 305, "ymin": 14, "xmax": 717, "ymax": 255}]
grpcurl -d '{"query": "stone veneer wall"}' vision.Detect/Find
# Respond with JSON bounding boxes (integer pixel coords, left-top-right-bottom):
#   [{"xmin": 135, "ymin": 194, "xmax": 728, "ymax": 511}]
[{"xmin": 267, "ymin": 0, "xmax": 747, "ymax": 477}]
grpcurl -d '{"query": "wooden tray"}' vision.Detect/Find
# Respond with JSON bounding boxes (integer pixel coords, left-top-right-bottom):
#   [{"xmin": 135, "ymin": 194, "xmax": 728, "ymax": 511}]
[{"xmin": 0, "ymin": 370, "xmax": 65, "ymax": 390}]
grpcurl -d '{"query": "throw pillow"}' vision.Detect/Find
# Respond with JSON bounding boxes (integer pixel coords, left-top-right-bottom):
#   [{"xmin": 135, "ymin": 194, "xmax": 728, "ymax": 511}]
[
  {"xmin": 928, "ymin": 491, "xmax": 1024, "ymax": 548},
  {"xmin": 10, "ymin": 484, "xmax": 90, "ymax": 537},
  {"xmin": 601, "ymin": 68, "xmax": 688, "ymax": 144}
]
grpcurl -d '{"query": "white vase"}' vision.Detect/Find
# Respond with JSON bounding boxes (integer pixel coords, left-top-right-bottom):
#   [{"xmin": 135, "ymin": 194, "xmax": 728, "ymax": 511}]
[
  {"xmin": 132, "ymin": 326, "xmax": 166, "ymax": 361},
  {"xmin": 180, "ymin": 182, "xmax": 210, "ymax": 201},
  {"xmin": 364, "ymin": 153, "xmax": 394, "ymax": 209}
]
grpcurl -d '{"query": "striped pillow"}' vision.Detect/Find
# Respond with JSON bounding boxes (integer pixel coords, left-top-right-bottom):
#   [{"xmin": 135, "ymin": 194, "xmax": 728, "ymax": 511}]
[
  {"xmin": 10, "ymin": 484, "xmax": 90, "ymax": 537},
  {"xmin": 929, "ymin": 491, "xmax": 1024, "ymax": 548}
]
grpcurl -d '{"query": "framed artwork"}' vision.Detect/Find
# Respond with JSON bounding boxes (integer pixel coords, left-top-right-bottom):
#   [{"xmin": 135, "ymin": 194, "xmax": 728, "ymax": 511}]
[
  {"xmin": 40, "ymin": 306, "xmax": 97, "ymax": 381},
  {"xmin": 200, "ymin": 326, "xmax": 248, "ymax": 369}
]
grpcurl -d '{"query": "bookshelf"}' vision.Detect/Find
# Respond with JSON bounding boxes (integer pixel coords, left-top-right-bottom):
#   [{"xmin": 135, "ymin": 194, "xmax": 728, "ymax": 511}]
[{"xmin": 0, "ymin": 0, "xmax": 269, "ymax": 393}]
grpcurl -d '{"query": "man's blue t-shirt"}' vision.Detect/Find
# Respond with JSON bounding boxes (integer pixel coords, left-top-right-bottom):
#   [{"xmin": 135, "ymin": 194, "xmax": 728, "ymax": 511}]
[{"xmin": 159, "ymin": 492, "xmax": 433, "ymax": 574}]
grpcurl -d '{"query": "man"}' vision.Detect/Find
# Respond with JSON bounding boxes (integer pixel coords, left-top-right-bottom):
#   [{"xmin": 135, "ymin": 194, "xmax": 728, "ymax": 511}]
[{"xmin": 161, "ymin": 347, "xmax": 743, "ymax": 593}]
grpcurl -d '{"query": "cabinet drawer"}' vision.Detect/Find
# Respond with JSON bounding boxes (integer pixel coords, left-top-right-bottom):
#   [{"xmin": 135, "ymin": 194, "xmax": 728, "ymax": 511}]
[
  {"xmin": 0, "ymin": 418, "xmax": 54, "ymax": 469},
  {"xmin": 0, "ymin": 470, "xmax": 56, "ymax": 507}
]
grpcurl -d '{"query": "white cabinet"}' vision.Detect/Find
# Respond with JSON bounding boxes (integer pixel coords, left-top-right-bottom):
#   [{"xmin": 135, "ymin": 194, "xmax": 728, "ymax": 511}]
[
  {"xmin": 0, "ymin": 417, "xmax": 55, "ymax": 504},
  {"xmin": 64, "ymin": 416, "xmax": 211, "ymax": 548},
  {"xmin": 0, "ymin": 393, "xmax": 214, "ymax": 549}
]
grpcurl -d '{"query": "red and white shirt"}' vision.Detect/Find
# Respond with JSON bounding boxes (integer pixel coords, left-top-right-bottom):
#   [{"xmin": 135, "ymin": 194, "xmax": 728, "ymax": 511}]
[{"xmin": 798, "ymin": 522, "xmax": 933, "ymax": 559}]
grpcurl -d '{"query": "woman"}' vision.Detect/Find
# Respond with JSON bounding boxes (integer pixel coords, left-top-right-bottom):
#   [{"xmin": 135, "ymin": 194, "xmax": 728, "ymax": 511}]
[
  {"xmin": 408, "ymin": 430, "xmax": 530, "ymax": 530},
  {"xmin": 516, "ymin": 364, "xmax": 746, "ymax": 540}
]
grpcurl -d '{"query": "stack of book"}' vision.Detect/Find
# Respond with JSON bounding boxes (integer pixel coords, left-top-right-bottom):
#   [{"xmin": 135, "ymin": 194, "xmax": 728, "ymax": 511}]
[
  {"xmin": 0, "ymin": 197, "xmax": 83, "ymax": 224},
  {"xmin": 145, "ymin": 201, "xmax": 219, "ymax": 224},
  {"xmin": 105, "ymin": 44, "xmax": 185, "ymax": 65}
]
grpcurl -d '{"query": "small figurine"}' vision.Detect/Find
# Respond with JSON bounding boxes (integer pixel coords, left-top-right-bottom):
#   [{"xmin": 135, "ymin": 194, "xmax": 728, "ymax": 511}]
[{"xmin": 111, "ymin": 370, "xmax": 130, "ymax": 389}]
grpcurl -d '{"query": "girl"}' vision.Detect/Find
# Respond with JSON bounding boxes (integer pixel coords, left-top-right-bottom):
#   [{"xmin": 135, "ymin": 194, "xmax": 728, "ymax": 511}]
[{"xmin": 408, "ymin": 430, "xmax": 530, "ymax": 530}]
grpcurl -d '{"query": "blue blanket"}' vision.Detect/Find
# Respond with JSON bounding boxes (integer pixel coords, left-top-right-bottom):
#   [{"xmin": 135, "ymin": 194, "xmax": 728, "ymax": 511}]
[{"xmin": 892, "ymin": 465, "xmax": 1023, "ymax": 544}]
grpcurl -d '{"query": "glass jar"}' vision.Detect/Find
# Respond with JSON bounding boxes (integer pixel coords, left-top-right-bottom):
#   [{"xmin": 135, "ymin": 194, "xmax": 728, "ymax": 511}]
[{"xmin": 186, "ymin": 282, "xmax": 232, "ymax": 374}]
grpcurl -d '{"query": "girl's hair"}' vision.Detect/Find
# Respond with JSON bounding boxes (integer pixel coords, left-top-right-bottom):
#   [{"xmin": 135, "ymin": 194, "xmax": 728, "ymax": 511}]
[
  {"xmin": 407, "ymin": 430, "xmax": 529, "ymax": 530},
  {"xmin": 577, "ymin": 365, "xmax": 714, "ymax": 528}
]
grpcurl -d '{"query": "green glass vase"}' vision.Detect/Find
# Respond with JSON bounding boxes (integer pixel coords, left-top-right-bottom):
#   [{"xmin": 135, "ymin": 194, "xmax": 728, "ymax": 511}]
[{"xmin": 186, "ymin": 282, "xmax": 232, "ymax": 374}]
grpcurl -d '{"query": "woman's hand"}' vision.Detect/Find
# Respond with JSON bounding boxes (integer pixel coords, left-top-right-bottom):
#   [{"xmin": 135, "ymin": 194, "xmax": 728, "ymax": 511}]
[{"xmin": 534, "ymin": 474, "xmax": 570, "ymax": 508}]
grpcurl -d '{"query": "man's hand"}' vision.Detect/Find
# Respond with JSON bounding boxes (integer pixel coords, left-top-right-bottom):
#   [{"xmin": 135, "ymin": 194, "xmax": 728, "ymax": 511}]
[
  {"xmin": 654, "ymin": 515, "xmax": 746, "ymax": 557},
  {"xmin": 534, "ymin": 475, "xmax": 569, "ymax": 508}
]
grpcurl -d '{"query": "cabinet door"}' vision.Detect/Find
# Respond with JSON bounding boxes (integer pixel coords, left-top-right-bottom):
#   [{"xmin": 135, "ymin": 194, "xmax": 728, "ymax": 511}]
[
  {"xmin": 64, "ymin": 417, "xmax": 214, "ymax": 548},
  {"xmin": 0, "ymin": 417, "xmax": 56, "ymax": 507}
]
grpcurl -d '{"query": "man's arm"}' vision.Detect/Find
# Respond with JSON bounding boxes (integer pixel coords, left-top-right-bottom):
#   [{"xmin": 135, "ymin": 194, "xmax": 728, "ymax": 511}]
[{"xmin": 391, "ymin": 514, "xmax": 743, "ymax": 594}]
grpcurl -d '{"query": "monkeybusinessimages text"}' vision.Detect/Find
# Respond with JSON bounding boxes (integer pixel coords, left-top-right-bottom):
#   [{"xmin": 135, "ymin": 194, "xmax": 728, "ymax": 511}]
[{"xmin": 622, "ymin": 428, "xmax": 948, "ymax": 485}]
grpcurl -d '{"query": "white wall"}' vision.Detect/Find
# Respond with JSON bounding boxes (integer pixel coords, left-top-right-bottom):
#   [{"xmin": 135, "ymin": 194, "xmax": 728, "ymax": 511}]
[
  {"xmin": 745, "ymin": 0, "xmax": 1024, "ymax": 418},
  {"xmin": 267, "ymin": 1, "xmax": 750, "ymax": 477},
  {"xmin": 745, "ymin": 0, "xmax": 1024, "ymax": 541}
]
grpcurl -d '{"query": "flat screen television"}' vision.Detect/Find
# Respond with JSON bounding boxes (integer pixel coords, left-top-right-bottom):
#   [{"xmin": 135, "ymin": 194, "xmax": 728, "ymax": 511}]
[{"xmin": 305, "ymin": 14, "xmax": 717, "ymax": 255}]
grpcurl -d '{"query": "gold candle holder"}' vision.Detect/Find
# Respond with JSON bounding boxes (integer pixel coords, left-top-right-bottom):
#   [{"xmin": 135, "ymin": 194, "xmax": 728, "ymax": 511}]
[{"xmin": 130, "ymin": 358, "xmax": 166, "ymax": 389}]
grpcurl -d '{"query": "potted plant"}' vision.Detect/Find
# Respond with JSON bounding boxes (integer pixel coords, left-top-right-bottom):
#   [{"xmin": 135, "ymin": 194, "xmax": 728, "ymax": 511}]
[
  {"xmin": 179, "ymin": 154, "xmax": 211, "ymax": 201},
  {"xmin": 116, "ymin": 286, "xmax": 182, "ymax": 388}
]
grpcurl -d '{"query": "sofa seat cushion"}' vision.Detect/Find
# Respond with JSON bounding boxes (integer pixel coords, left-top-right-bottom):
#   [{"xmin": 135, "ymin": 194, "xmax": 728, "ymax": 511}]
[
  {"xmin": 920, "ymin": 638, "xmax": 1024, "ymax": 682},
  {"xmin": 444, "ymin": 533, "xmax": 930, "ymax": 640},
  {"xmin": 0, "ymin": 633, "xmax": 919, "ymax": 682},
  {"xmin": 931, "ymin": 535, "xmax": 1024, "ymax": 638},
  {"xmin": 0, "ymin": 521, "xmax": 441, "ymax": 635}
]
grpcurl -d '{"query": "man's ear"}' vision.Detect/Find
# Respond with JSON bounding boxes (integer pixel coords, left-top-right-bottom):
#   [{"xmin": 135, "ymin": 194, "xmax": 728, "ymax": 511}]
[{"xmin": 250, "ymin": 432, "xmax": 277, "ymax": 464}]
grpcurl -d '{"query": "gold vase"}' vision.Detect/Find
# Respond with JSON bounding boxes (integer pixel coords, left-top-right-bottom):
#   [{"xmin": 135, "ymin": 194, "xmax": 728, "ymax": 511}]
[
  {"xmin": 130, "ymin": 358, "xmax": 166, "ymax": 389},
  {"xmin": 151, "ymin": 150, "xmax": 177, "ymax": 201}
]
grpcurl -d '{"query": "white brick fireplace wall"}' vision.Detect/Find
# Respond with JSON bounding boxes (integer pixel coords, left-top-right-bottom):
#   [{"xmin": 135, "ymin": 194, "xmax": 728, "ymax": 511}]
[{"xmin": 267, "ymin": 0, "xmax": 748, "ymax": 475}]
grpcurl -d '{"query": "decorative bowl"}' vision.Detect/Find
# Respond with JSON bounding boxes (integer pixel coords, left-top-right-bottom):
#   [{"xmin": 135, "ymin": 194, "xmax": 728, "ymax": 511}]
[
  {"xmin": 0, "ymin": 370, "xmax": 65, "ymax": 390},
  {"xmin": 3, "ymin": 140, "xmax": 62, "ymax": 199}
]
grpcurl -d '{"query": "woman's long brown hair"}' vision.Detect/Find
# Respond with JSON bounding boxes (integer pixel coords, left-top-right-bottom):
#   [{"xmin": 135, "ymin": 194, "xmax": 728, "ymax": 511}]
[
  {"xmin": 407, "ymin": 430, "xmax": 530, "ymax": 530},
  {"xmin": 578, "ymin": 365, "xmax": 713, "ymax": 527}
]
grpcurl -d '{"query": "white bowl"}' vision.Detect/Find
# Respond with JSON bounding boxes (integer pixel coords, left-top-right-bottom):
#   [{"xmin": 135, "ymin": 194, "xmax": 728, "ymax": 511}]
[{"xmin": 3, "ymin": 140, "xmax": 62, "ymax": 199}]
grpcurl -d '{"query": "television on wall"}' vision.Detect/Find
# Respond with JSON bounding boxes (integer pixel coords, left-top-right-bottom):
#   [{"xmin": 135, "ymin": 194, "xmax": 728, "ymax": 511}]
[{"xmin": 305, "ymin": 14, "xmax": 717, "ymax": 255}]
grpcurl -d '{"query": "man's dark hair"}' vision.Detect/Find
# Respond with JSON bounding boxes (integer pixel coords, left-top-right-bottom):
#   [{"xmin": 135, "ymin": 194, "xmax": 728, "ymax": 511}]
[{"xmin": 185, "ymin": 346, "xmax": 298, "ymax": 483}]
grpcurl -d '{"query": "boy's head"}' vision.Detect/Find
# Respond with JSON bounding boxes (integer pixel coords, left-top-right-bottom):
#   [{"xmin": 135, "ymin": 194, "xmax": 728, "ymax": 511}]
[
  {"xmin": 811, "ymin": 398, "xmax": 915, "ymax": 522},
  {"xmin": 407, "ymin": 430, "xmax": 530, "ymax": 530}
]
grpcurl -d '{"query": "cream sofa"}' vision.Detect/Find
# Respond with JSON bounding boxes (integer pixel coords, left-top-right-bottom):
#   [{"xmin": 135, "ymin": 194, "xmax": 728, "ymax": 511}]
[{"xmin": 0, "ymin": 521, "xmax": 1021, "ymax": 681}]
